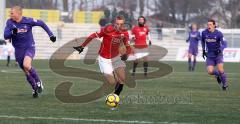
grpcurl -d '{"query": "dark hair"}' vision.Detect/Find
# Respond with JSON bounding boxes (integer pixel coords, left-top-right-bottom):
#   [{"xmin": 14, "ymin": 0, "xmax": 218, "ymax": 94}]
[
  {"xmin": 115, "ymin": 15, "xmax": 125, "ymax": 21},
  {"xmin": 138, "ymin": 16, "xmax": 146, "ymax": 22},
  {"xmin": 208, "ymin": 19, "xmax": 216, "ymax": 25}
]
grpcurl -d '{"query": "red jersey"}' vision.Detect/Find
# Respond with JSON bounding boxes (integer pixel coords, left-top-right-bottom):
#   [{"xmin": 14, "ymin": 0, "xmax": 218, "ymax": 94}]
[
  {"xmin": 131, "ymin": 25, "xmax": 149, "ymax": 49},
  {"xmin": 81, "ymin": 25, "xmax": 131, "ymax": 59}
]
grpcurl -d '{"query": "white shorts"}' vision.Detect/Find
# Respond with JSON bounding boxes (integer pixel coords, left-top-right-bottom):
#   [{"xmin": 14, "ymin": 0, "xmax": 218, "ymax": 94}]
[
  {"xmin": 98, "ymin": 55, "xmax": 126, "ymax": 75},
  {"xmin": 134, "ymin": 48, "xmax": 149, "ymax": 59}
]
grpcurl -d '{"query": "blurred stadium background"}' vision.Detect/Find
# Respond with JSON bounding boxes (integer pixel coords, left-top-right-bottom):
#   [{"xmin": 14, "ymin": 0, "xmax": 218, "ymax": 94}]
[
  {"xmin": 0, "ymin": 0, "xmax": 239, "ymax": 124},
  {"xmin": 0, "ymin": 0, "xmax": 240, "ymax": 61}
]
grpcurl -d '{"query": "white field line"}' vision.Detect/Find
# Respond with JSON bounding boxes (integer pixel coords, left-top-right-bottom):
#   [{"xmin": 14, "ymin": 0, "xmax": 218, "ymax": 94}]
[
  {"xmin": 0, "ymin": 115, "xmax": 196, "ymax": 124},
  {"xmin": 1, "ymin": 69, "xmax": 239, "ymax": 75}
]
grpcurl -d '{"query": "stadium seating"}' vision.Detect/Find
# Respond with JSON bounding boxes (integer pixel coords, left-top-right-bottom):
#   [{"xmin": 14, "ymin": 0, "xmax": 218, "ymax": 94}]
[{"xmin": 33, "ymin": 23, "xmax": 188, "ymax": 61}]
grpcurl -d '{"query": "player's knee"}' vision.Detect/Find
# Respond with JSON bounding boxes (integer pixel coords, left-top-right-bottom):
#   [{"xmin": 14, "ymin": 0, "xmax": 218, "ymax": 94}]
[
  {"xmin": 105, "ymin": 77, "xmax": 116, "ymax": 85},
  {"xmin": 143, "ymin": 57, "xmax": 148, "ymax": 61},
  {"xmin": 218, "ymin": 69, "xmax": 224, "ymax": 73},
  {"xmin": 108, "ymin": 80, "xmax": 116, "ymax": 85},
  {"xmin": 207, "ymin": 70, "xmax": 214, "ymax": 75},
  {"xmin": 118, "ymin": 77, "xmax": 126, "ymax": 84},
  {"xmin": 23, "ymin": 63, "xmax": 31, "ymax": 71},
  {"xmin": 217, "ymin": 67, "xmax": 224, "ymax": 73}
]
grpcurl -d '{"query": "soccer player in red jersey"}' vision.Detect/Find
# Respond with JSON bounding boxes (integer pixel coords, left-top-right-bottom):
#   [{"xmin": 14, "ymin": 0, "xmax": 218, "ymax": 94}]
[
  {"xmin": 73, "ymin": 15, "xmax": 132, "ymax": 96},
  {"xmin": 131, "ymin": 16, "xmax": 151, "ymax": 76}
]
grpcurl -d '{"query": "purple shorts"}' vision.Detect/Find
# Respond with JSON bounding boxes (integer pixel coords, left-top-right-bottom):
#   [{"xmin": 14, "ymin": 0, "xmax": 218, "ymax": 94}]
[
  {"xmin": 15, "ymin": 47, "xmax": 35, "ymax": 69},
  {"xmin": 188, "ymin": 46, "xmax": 198, "ymax": 56},
  {"xmin": 206, "ymin": 56, "xmax": 223, "ymax": 66}
]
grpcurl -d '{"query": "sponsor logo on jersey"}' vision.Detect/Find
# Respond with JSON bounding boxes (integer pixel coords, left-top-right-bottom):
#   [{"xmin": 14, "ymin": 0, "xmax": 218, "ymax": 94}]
[
  {"xmin": 205, "ymin": 38, "xmax": 217, "ymax": 42},
  {"xmin": 111, "ymin": 34, "xmax": 125, "ymax": 44},
  {"xmin": 18, "ymin": 28, "xmax": 28, "ymax": 33},
  {"xmin": 190, "ymin": 34, "xmax": 197, "ymax": 37},
  {"xmin": 139, "ymin": 31, "xmax": 146, "ymax": 36},
  {"xmin": 144, "ymin": 28, "xmax": 147, "ymax": 32}
]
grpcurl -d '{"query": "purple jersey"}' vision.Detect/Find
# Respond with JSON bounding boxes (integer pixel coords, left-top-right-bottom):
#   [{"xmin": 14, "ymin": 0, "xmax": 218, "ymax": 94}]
[
  {"xmin": 4, "ymin": 16, "xmax": 53, "ymax": 50},
  {"xmin": 4, "ymin": 17, "xmax": 54, "ymax": 69},
  {"xmin": 201, "ymin": 29, "xmax": 227, "ymax": 58},
  {"xmin": 187, "ymin": 31, "xmax": 200, "ymax": 48},
  {"xmin": 187, "ymin": 31, "xmax": 200, "ymax": 55}
]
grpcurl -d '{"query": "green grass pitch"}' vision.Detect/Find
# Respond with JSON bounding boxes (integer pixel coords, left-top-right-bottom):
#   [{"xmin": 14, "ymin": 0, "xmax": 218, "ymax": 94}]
[{"xmin": 0, "ymin": 60, "xmax": 239, "ymax": 124}]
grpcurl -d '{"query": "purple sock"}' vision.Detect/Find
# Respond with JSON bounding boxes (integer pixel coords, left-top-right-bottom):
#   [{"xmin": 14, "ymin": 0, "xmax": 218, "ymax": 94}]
[
  {"xmin": 26, "ymin": 74, "xmax": 36, "ymax": 90},
  {"xmin": 188, "ymin": 58, "xmax": 192, "ymax": 67},
  {"xmin": 213, "ymin": 70, "xmax": 219, "ymax": 76},
  {"xmin": 219, "ymin": 72, "xmax": 227, "ymax": 87},
  {"xmin": 29, "ymin": 67, "xmax": 41, "ymax": 83},
  {"xmin": 192, "ymin": 59, "xmax": 196, "ymax": 69}
]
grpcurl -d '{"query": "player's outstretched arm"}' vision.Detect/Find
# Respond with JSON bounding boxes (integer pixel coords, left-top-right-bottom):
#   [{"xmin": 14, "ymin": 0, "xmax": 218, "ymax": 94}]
[
  {"xmin": 31, "ymin": 19, "xmax": 56, "ymax": 42},
  {"xmin": 73, "ymin": 46, "xmax": 84, "ymax": 54},
  {"xmin": 49, "ymin": 35, "xmax": 56, "ymax": 42},
  {"xmin": 73, "ymin": 32, "xmax": 102, "ymax": 54}
]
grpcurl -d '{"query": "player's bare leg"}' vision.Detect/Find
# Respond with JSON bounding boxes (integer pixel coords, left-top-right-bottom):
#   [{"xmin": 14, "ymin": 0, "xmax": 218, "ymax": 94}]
[
  {"xmin": 207, "ymin": 65, "xmax": 214, "ymax": 75},
  {"xmin": 113, "ymin": 67, "xmax": 126, "ymax": 95},
  {"xmin": 103, "ymin": 74, "xmax": 117, "ymax": 85},
  {"xmin": 217, "ymin": 63, "xmax": 228, "ymax": 90},
  {"xmin": 132, "ymin": 59, "xmax": 139, "ymax": 76},
  {"xmin": 143, "ymin": 56, "xmax": 148, "ymax": 76},
  {"xmin": 207, "ymin": 65, "xmax": 222, "ymax": 87},
  {"xmin": 23, "ymin": 56, "xmax": 43, "ymax": 97},
  {"xmin": 23, "ymin": 56, "xmax": 32, "ymax": 73},
  {"xmin": 22, "ymin": 56, "xmax": 38, "ymax": 98},
  {"xmin": 103, "ymin": 72, "xmax": 123, "ymax": 94}
]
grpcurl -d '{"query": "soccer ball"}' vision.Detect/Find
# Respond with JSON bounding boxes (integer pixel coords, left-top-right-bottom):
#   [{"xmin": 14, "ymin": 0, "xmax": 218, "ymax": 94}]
[{"xmin": 106, "ymin": 94, "xmax": 120, "ymax": 108}]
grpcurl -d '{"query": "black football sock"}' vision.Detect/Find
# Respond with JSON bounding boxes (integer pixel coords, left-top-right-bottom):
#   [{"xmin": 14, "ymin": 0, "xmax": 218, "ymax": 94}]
[
  {"xmin": 188, "ymin": 58, "xmax": 191, "ymax": 71},
  {"xmin": 132, "ymin": 62, "xmax": 138, "ymax": 74},
  {"xmin": 114, "ymin": 82, "xmax": 124, "ymax": 95},
  {"xmin": 7, "ymin": 56, "xmax": 10, "ymax": 66},
  {"xmin": 192, "ymin": 58, "xmax": 196, "ymax": 71},
  {"xmin": 143, "ymin": 62, "xmax": 148, "ymax": 76}
]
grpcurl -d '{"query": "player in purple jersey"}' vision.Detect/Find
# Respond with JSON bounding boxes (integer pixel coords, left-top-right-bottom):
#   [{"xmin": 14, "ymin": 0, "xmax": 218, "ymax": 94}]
[
  {"xmin": 201, "ymin": 19, "xmax": 228, "ymax": 90},
  {"xmin": 4, "ymin": 6, "xmax": 56, "ymax": 98},
  {"xmin": 186, "ymin": 23, "xmax": 200, "ymax": 71}
]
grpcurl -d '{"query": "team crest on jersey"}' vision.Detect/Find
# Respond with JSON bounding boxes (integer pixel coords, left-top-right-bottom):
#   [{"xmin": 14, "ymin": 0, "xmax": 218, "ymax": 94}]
[{"xmin": 144, "ymin": 28, "xmax": 147, "ymax": 32}]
